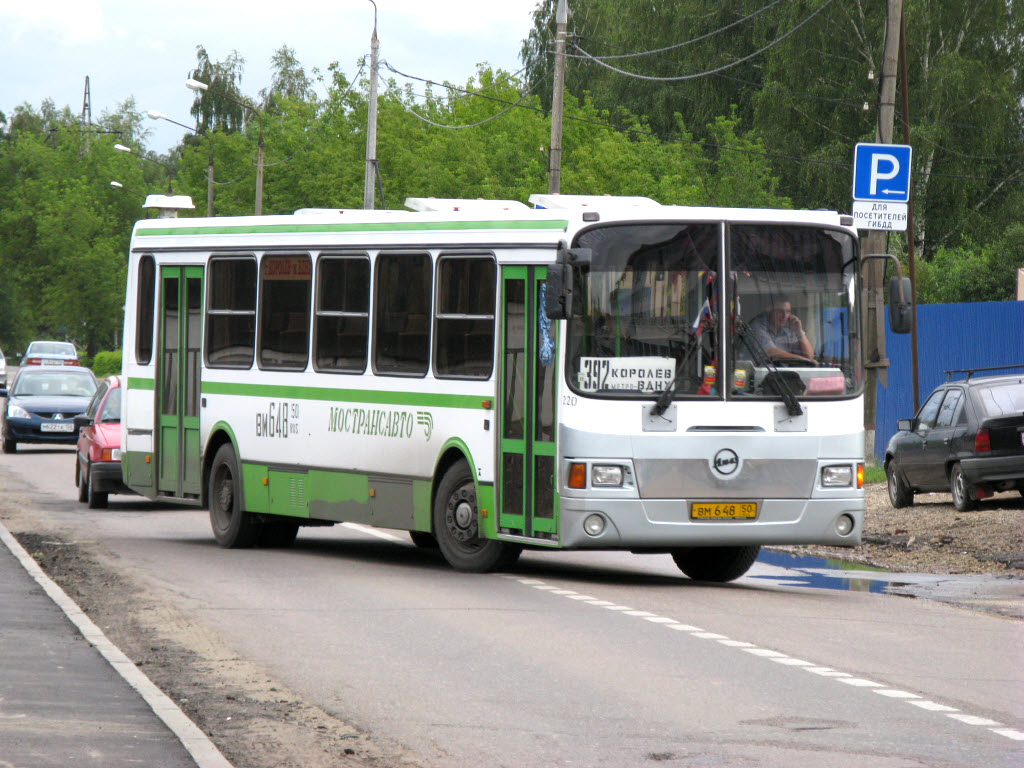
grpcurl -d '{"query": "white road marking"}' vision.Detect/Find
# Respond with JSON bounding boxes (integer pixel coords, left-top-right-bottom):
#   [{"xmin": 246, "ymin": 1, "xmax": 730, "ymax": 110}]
[{"xmin": 508, "ymin": 574, "xmax": 1021, "ymax": 744}]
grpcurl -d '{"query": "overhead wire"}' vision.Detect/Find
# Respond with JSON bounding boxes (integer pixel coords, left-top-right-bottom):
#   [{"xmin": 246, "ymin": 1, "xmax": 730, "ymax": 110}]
[
  {"xmin": 382, "ymin": 60, "xmax": 554, "ymax": 130},
  {"xmin": 571, "ymin": 0, "xmax": 838, "ymax": 82}
]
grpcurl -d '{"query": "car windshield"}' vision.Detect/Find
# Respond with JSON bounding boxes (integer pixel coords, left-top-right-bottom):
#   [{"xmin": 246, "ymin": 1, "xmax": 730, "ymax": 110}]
[
  {"xmin": 13, "ymin": 372, "xmax": 96, "ymax": 398},
  {"xmin": 28, "ymin": 342, "xmax": 76, "ymax": 356},
  {"xmin": 972, "ymin": 381, "xmax": 1024, "ymax": 418},
  {"xmin": 565, "ymin": 221, "xmax": 861, "ymax": 399}
]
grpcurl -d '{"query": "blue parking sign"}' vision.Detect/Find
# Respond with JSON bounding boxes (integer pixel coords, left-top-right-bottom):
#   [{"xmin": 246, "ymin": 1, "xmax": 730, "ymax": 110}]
[{"xmin": 853, "ymin": 143, "xmax": 912, "ymax": 202}]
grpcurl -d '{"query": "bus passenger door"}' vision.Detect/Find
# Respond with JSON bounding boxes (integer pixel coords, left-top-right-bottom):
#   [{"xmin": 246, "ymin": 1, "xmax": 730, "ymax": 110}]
[
  {"xmin": 498, "ymin": 266, "xmax": 558, "ymax": 540},
  {"xmin": 157, "ymin": 265, "xmax": 203, "ymax": 499}
]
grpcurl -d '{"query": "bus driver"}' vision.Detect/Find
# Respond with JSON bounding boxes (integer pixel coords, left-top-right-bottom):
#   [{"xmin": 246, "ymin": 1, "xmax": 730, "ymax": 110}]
[{"xmin": 748, "ymin": 294, "xmax": 815, "ymax": 363}]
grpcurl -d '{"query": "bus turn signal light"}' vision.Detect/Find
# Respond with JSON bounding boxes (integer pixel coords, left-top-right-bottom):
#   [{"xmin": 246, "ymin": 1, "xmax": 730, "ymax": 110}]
[{"xmin": 568, "ymin": 462, "xmax": 587, "ymax": 489}]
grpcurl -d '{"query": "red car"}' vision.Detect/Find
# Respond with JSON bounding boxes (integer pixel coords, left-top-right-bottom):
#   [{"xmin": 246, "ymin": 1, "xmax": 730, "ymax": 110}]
[{"xmin": 74, "ymin": 375, "xmax": 131, "ymax": 508}]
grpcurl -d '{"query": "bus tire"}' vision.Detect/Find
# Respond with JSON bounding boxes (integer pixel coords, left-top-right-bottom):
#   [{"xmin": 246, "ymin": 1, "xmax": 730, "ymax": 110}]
[
  {"xmin": 433, "ymin": 460, "xmax": 521, "ymax": 573},
  {"xmin": 209, "ymin": 444, "xmax": 260, "ymax": 548},
  {"xmin": 671, "ymin": 545, "xmax": 761, "ymax": 583}
]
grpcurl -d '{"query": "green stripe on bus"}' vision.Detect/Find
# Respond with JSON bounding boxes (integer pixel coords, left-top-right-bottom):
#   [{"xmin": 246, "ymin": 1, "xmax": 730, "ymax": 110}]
[
  {"xmin": 201, "ymin": 380, "xmax": 488, "ymax": 409},
  {"xmin": 135, "ymin": 219, "xmax": 568, "ymax": 237},
  {"xmin": 127, "ymin": 377, "xmax": 155, "ymax": 390}
]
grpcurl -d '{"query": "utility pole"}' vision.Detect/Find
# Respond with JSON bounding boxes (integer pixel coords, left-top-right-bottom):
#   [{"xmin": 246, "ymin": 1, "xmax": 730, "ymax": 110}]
[
  {"xmin": 862, "ymin": 0, "xmax": 903, "ymax": 462},
  {"xmin": 547, "ymin": 0, "xmax": 568, "ymax": 194},
  {"xmin": 363, "ymin": 0, "xmax": 380, "ymax": 210},
  {"xmin": 899, "ymin": 8, "xmax": 920, "ymax": 414}
]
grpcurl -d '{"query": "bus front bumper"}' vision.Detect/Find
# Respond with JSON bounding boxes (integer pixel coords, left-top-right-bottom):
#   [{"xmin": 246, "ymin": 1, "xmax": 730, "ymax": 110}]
[{"xmin": 557, "ymin": 496, "xmax": 864, "ymax": 550}]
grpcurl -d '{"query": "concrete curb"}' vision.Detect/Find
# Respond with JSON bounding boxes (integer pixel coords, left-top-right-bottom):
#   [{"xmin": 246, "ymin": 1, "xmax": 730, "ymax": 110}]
[{"xmin": 0, "ymin": 520, "xmax": 234, "ymax": 768}]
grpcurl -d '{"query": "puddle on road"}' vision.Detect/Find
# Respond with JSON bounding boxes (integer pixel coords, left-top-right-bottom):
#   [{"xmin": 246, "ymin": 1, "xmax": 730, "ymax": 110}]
[
  {"xmin": 752, "ymin": 549, "xmax": 907, "ymax": 595},
  {"xmin": 752, "ymin": 550, "xmax": 1024, "ymax": 619}
]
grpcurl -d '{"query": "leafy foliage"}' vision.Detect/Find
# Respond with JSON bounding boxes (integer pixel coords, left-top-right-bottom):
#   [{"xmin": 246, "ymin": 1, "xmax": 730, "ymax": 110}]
[{"xmin": 1, "ymin": 5, "xmax": 1021, "ymax": 358}]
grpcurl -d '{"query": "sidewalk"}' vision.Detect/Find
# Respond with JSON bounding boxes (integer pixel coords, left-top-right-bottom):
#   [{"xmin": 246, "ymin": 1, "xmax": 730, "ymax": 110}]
[{"xmin": 0, "ymin": 522, "xmax": 230, "ymax": 768}]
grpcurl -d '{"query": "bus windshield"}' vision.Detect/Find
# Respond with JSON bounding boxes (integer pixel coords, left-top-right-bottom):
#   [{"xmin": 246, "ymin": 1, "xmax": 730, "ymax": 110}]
[{"xmin": 565, "ymin": 221, "xmax": 861, "ymax": 400}]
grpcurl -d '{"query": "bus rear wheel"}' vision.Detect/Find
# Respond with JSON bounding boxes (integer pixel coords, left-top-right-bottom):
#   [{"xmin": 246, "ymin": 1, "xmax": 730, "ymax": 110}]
[
  {"xmin": 433, "ymin": 460, "xmax": 521, "ymax": 572},
  {"xmin": 209, "ymin": 444, "xmax": 260, "ymax": 548},
  {"xmin": 671, "ymin": 545, "xmax": 761, "ymax": 583}
]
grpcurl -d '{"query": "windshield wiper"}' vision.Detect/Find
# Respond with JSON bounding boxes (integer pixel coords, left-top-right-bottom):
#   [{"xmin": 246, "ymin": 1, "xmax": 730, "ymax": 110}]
[
  {"xmin": 735, "ymin": 320, "xmax": 803, "ymax": 417},
  {"xmin": 651, "ymin": 333, "xmax": 700, "ymax": 417}
]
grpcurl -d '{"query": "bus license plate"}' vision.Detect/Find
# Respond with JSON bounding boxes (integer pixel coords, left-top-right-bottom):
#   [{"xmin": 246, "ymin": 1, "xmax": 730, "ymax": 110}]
[{"xmin": 690, "ymin": 502, "xmax": 757, "ymax": 519}]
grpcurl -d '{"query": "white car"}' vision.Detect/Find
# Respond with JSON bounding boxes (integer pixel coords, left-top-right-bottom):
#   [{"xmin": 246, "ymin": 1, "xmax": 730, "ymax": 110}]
[
  {"xmin": 21, "ymin": 340, "xmax": 80, "ymax": 367},
  {"xmin": 0, "ymin": 347, "xmax": 6, "ymax": 388}
]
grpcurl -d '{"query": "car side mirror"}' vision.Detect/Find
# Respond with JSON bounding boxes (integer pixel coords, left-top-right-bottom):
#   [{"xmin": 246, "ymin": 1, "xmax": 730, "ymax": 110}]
[
  {"xmin": 896, "ymin": 418, "xmax": 913, "ymax": 432},
  {"xmin": 73, "ymin": 414, "xmax": 92, "ymax": 430}
]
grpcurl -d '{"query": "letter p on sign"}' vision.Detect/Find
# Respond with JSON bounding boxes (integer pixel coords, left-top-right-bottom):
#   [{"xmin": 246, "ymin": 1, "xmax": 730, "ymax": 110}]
[{"xmin": 853, "ymin": 143, "xmax": 912, "ymax": 203}]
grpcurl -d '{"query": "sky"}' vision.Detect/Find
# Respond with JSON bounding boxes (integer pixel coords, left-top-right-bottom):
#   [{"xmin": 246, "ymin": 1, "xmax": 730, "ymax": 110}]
[{"xmin": 0, "ymin": 0, "xmax": 543, "ymax": 155}]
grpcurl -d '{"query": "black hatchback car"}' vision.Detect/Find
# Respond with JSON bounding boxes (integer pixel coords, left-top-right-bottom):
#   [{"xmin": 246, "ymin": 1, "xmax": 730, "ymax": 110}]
[{"xmin": 884, "ymin": 367, "xmax": 1024, "ymax": 511}]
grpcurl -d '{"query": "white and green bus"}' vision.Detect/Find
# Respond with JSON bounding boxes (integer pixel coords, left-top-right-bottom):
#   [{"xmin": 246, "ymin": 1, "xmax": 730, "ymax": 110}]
[{"xmin": 121, "ymin": 194, "xmax": 908, "ymax": 581}]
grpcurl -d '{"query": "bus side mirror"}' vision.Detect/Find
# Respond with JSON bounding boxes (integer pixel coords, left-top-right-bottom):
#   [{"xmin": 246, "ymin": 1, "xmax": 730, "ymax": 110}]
[
  {"xmin": 888, "ymin": 276, "xmax": 912, "ymax": 334},
  {"xmin": 544, "ymin": 266, "xmax": 569, "ymax": 319}
]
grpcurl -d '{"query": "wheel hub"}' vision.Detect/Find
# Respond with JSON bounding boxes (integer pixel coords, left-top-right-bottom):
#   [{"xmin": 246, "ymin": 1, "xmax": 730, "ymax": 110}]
[{"xmin": 446, "ymin": 486, "xmax": 478, "ymax": 543}]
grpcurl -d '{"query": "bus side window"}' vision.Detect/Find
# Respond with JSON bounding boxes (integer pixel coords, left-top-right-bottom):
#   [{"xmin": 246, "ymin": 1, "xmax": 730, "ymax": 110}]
[
  {"xmin": 435, "ymin": 256, "xmax": 495, "ymax": 379},
  {"xmin": 374, "ymin": 252, "xmax": 431, "ymax": 376},
  {"xmin": 206, "ymin": 257, "xmax": 257, "ymax": 368},
  {"xmin": 259, "ymin": 254, "xmax": 312, "ymax": 371},
  {"xmin": 136, "ymin": 255, "xmax": 156, "ymax": 365},
  {"xmin": 314, "ymin": 255, "xmax": 370, "ymax": 374}
]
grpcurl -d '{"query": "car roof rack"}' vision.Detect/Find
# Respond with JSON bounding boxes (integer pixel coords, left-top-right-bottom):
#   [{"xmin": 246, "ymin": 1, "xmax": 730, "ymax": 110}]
[{"xmin": 944, "ymin": 364, "xmax": 1024, "ymax": 381}]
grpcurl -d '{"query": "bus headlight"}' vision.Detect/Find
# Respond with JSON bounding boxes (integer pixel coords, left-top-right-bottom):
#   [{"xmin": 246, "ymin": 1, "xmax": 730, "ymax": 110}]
[
  {"xmin": 583, "ymin": 514, "xmax": 606, "ymax": 536},
  {"xmin": 592, "ymin": 465, "xmax": 624, "ymax": 487},
  {"xmin": 821, "ymin": 465, "xmax": 853, "ymax": 487}
]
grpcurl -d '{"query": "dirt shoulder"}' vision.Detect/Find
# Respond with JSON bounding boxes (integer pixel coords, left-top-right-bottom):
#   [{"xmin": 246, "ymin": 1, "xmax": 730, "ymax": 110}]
[{"xmin": 779, "ymin": 483, "xmax": 1024, "ymax": 578}]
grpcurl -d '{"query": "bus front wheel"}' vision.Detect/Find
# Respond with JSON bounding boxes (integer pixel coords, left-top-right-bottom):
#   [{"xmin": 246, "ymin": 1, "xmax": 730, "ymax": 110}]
[
  {"xmin": 671, "ymin": 545, "xmax": 760, "ymax": 583},
  {"xmin": 209, "ymin": 444, "xmax": 260, "ymax": 548},
  {"xmin": 433, "ymin": 460, "xmax": 521, "ymax": 573}
]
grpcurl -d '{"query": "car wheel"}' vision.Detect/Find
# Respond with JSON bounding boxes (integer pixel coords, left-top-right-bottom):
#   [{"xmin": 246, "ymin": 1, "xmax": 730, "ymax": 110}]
[
  {"xmin": 671, "ymin": 545, "xmax": 761, "ymax": 582},
  {"xmin": 87, "ymin": 466, "xmax": 108, "ymax": 509},
  {"xmin": 433, "ymin": 459, "xmax": 521, "ymax": 572},
  {"xmin": 2, "ymin": 426, "xmax": 15, "ymax": 454},
  {"xmin": 208, "ymin": 444, "xmax": 260, "ymax": 548},
  {"xmin": 950, "ymin": 462, "xmax": 978, "ymax": 512},
  {"xmin": 77, "ymin": 461, "xmax": 88, "ymax": 503},
  {"xmin": 886, "ymin": 460, "xmax": 913, "ymax": 508}
]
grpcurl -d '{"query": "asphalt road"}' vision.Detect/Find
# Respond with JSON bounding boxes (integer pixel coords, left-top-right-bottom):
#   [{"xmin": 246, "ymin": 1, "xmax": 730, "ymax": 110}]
[{"xmin": 1, "ymin": 444, "xmax": 1022, "ymax": 768}]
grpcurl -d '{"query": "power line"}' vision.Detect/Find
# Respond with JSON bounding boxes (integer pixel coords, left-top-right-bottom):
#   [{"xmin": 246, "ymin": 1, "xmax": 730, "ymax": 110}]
[
  {"xmin": 572, "ymin": 0, "xmax": 837, "ymax": 83},
  {"xmin": 382, "ymin": 61, "xmax": 553, "ymax": 130},
  {"xmin": 576, "ymin": 0, "xmax": 787, "ymax": 61}
]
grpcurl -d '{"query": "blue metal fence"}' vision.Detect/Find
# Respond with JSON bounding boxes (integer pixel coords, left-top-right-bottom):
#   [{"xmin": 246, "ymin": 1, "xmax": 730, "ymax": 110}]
[{"xmin": 874, "ymin": 300, "xmax": 1024, "ymax": 461}]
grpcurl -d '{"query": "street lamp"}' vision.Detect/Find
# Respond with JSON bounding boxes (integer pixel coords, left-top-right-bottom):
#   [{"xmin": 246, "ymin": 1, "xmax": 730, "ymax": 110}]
[
  {"xmin": 113, "ymin": 143, "xmax": 174, "ymax": 194},
  {"xmin": 148, "ymin": 110, "xmax": 215, "ymax": 216},
  {"xmin": 186, "ymin": 77, "xmax": 264, "ymax": 215}
]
